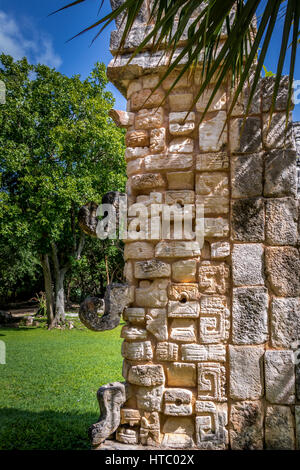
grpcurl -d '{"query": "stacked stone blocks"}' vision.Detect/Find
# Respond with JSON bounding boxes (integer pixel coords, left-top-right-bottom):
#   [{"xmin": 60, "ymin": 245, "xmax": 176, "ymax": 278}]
[{"xmin": 105, "ymin": 1, "xmax": 300, "ymax": 449}]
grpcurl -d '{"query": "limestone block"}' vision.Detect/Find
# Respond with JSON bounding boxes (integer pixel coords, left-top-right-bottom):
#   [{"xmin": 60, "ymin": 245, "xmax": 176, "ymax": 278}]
[
  {"xmin": 262, "ymin": 76, "xmax": 293, "ymax": 112},
  {"xmin": 120, "ymin": 409, "xmax": 141, "ymax": 427},
  {"xmin": 167, "ymin": 171, "xmax": 194, "ymax": 189},
  {"xmin": 131, "ymin": 88, "xmax": 165, "ymax": 110},
  {"xmin": 229, "ymin": 81, "xmax": 261, "ymax": 116},
  {"xmin": 231, "ymin": 154, "xmax": 263, "ymax": 197},
  {"xmin": 164, "ymin": 389, "xmax": 193, "ymax": 416},
  {"xmin": 169, "ymin": 93, "xmax": 194, "ymax": 111},
  {"xmin": 124, "ymin": 241, "xmax": 154, "ymax": 260},
  {"xmin": 170, "ymin": 319, "xmax": 196, "ymax": 342},
  {"xmin": 232, "ymin": 244, "xmax": 264, "ymax": 286},
  {"xmin": 146, "ymin": 308, "xmax": 168, "ymax": 341},
  {"xmin": 169, "ymin": 112, "xmax": 195, "ymax": 136},
  {"xmin": 195, "ymin": 402, "xmax": 228, "ymax": 450},
  {"xmin": 122, "ymin": 341, "xmax": 153, "ymax": 361},
  {"xmin": 126, "ymin": 158, "xmax": 143, "ymax": 176},
  {"xmin": 143, "ymin": 74, "xmax": 160, "ymax": 89},
  {"xmin": 162, "ymin": 417, "xmax": 194, "ymax": 448},
  {"xmin": 127, "ymin": 79, "xmax": 142, "ymax": 98},
  {"xmin": 196, "ymin": 152, "xmax": 229, "ymax": 171},
  {"xmin": 166, "ymin": 362, "xmax": 196, "ymax": 387},
  {"xmin": 230, "ymin": 401, "xmax": 264, "ymax": 450},
  {"xmin": 116, "ymin": 427, "xmax": 139, "ymax": 444},
  {"xmin": 136, "ymin": 279, "xmax": 169, "ymax": 308},
  {"xmin": 150, "ymin": 128, "xmax": 166, "ymax": 153},
  {"xmin": 134, "ymin": 260, "xmax": 171, "ymax": 279},
  {"xmin": 196, "ymin": 172, "xmax": 229, "ymax": 197},
  {"xmin": 200, "ymin": 295, "xmax": 230, "ymax": 344},
  {"xmin": 135, "ymin": 107, "xmax": 164, "ymax": 129},
  {"xmin": 265, "ymin": 350, "xmax": 295, "ymax": 404},
  {"xmin": 168, "ymin": 284, "xmax": 199, "ymax": 301},
  {"xmin": 196, "ymin": 86, "xmax": 227, "ymax": 112},
  {"xmin": 169, "ymin": 137, "xmax": 194, "ymax": 153},
  {"xmin": 265, "ymin": 247, "xmax": 300, "ymax": 296},
  {"xmin": 140, "ymin": 412, "xmax": 161, "ymax": 446},
  {"xmin": 265, "ymin": 406, "xmax": 295, "ymax": 450},
  {"xmin": 168, "ymin": 300, "xmax": 200, "ymax": 318},
  {"xmin": 165, "ymin": 190, "xmax": 195, "ymax": 205},
  {"xmin": 198, "ymin": 261, "xmax": 230, "ymax": 295},
  {"xmin": 136, "ymin": 385, "xmax": 164, "ymax": 412},
  {"xmin": 204, "ymin": 218, "xmax": 229, "ymax": 238},
  {"xmin": 144, "ymin": 154, "xmax": 193, "ymax": 171},
  {"xmin": 121, "ymin": 325, "xmax": 148, "ymax": 341},
  {"xmin": 172, "ymin": 259, "xmax": 197, "ymax": 282},
  {"xmin": 162, "ymin": 71, "xmax": 192, "ymax": 90},
  {"xmin": 181, "ymin": 344, "xmax": 226, "ymax": 362},
  {"xmin": 262, "ymin": 113, "xmax": 294, "ymax": 150},
  {"xmin": 230, "ymin": 117, "xmax": 262, "ymax": 153},
  {"xmin": 123, "ymin": 307, "xmax": 146, "ymax": 325},
  {"xmin": 197, "ymin": 362, "xmax": 226, "ymax": 401},
  {"xmin": 232, "ymin": 287, "xmax": 268, "ymax": 345},
  {"xmin": 156, "ymin": 342, "xmax": 179, "ymax": 362},
  {"xmin": 199, "ymin": 111, "xmax": 227, "ymax": 152},
  {"xmin": 296, "ymin": 407, "xmax": 300, "ymax": 450},
  {"xmin": 128, "ymin": 364, "xmax": 165, "ymax": 387},
  {"xmin": 130, "ymin": 173, "xmax": 166, "ymax": 191},
  {"xmin": 264, "ymin": 149, "xmax": 297, "ymax": 197},
  {"xmin": 266, "ymin": 198, "xmax": 298, "ymax": 245},
  {"xmin": 271, "ymin": 297, "xmax": 300, "ymax": 348},
  {"xmin": 109, "ymin": 109, "xmax": 134, "ymax": 128},
  {"xmin": 211, "ymin": 241, "xmax": 230, "ymax": 259},
  {"xmin": 164, "ymin": 388, "xmax": 193, "ymax": 403},
  {"xmin": 231, "ymin": 198, "xmax": 265, "ymax": 242},
  {"xmin": 196, "ymin": 196, "xmax": 229, "ymax": 215},
  {"xmin": 125, "ymin": 146, "xmax": 149, "ymax": 160},
  {"xmin": 126, "ymin": 130, "xmax": 149, "ymax": 147},
  {"xmin": 122, "ymin": 359, "xmax": 130, "ymax": 380},
  {"xmin": 123, "ymin": 261, "xmax": 134, "ymax": 283},
  {"xmin": 155, "ymin": 240, "xmax": 201, "ymax": 258},
  {"xmin": 229, "ymin": 345, "xmax": 264, "ymax": 400}
]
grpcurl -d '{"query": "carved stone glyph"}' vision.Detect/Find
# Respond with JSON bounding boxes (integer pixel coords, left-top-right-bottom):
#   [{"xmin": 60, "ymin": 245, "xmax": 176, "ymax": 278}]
[
  {"xmin": 195, "ymin": 402, "xmax": 228, "ymax": 450},
  {"xmin": 146, "ymin": 308, "xmax": 168, "ymax": 340},
  {"xmin": 198, "ymin": 261, "xmax": 230, "ymax": 294},
  {"xmin": 197, "ymin": 362, "xmax": 226, "ymax": 402},
  {"xmin": 164, "ymin": 389, "xmax": 193, "ymax": 416},
  {"xmin": 199, "ymin": 296, "xmax": 230, "ymax": 344}
]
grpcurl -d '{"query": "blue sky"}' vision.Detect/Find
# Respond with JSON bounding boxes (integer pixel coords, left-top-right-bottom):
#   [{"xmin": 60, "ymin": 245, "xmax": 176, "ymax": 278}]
[{"xmin": 0, "ymin": 0, "xmax": 299, "ymax": 120}]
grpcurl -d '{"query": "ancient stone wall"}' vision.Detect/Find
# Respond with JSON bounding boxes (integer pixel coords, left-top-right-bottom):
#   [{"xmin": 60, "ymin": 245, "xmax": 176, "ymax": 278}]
[{"xmin": 104, "ymin": 1, "xmax": 300, "ymax": 449}]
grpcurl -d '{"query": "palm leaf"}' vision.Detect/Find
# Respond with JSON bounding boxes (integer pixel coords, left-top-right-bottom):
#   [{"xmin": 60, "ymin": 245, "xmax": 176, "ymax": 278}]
[{"xmin": 52, "ymin": 0, "xmax": 300, "ymax": 121}]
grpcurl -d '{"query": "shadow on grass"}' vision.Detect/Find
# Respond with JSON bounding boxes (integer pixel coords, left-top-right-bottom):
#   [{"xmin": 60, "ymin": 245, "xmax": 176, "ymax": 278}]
[{"xmin": 0, "ymin": 408, "xmax": 98, "ymax": 450}]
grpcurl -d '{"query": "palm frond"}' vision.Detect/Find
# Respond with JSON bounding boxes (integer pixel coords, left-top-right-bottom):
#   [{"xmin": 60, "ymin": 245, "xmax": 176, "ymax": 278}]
[{"xmin": 52, "ymin": 0, "xmax": 300, "ymax": 121}]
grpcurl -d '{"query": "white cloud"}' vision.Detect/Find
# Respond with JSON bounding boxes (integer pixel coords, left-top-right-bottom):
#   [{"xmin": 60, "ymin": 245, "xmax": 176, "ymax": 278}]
[{"xmin": 0, "ymin": 11, "xmax": 62, "ymax": 69}]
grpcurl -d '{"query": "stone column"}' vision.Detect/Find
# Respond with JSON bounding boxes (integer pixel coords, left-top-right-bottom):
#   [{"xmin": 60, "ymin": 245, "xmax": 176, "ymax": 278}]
[{"xmin": 99, "ymin": 1, "xmax": 300, "ymax": 450}]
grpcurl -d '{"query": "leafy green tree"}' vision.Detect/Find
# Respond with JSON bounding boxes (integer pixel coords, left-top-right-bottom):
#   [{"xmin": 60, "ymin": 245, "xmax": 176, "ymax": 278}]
[
  {"xmin": 55, "ymin": 0, "xmax": 299, "ymax": 119},
  {"xmin": 0, "ymin": 54, "xmax": 126, "ymax": 327},
  {"xmin": 65, "ymin": 236, "xmax": 124, "ymax": 304}
]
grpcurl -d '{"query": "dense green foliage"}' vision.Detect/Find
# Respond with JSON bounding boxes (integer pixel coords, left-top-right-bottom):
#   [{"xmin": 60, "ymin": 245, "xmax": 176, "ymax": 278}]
[
  {"xmin": 0, "ymin": 323, "xmax": 124, "ymax": 449},
  {"xmin": 0, "ymin": 54, "xmax": 126, "ymax": 318}
]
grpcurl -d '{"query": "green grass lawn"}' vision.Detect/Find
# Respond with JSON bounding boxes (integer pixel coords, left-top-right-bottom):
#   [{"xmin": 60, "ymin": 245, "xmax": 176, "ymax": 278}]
[{"xmin": 0, "ymin": 322, "xmax": 124, "ymax": 450}]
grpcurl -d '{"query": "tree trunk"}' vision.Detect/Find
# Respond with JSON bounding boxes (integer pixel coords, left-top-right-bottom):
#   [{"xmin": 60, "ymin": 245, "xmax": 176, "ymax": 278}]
[
  {"xmin": 51, "ymin": 242, "xmax": 68, "ymax": 326},
  {"xmin": 50, "ymin": 235, "xmax": 85, "ymax": 327},
  {"xmin": 54, "ymin": 268, "xmax": 68, "ymax": 325},
  {"xmin": 40, "ymin": 254, "xmax": 54, "ymax": 326}
]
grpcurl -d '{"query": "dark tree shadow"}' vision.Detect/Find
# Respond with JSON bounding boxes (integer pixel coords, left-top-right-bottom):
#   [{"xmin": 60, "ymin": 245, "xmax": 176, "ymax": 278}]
[{"xmin": 0, "ymin": 408, "xmax": 98, "ymax": 450}]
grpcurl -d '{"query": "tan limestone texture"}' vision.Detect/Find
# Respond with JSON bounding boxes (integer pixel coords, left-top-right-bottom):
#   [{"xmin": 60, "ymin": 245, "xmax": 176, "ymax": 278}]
[{"xmin": 94, "ymin": 2, "xmax": 300, "ymax": 450}]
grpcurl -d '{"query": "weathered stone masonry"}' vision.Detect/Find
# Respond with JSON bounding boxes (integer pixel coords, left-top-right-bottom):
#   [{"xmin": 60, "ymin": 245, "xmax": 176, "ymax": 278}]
[{"xmin": 94, "ymin": 1, "xmax": 300, "ymax": 449}]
